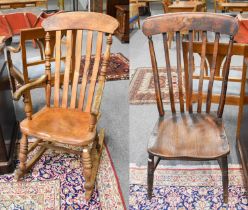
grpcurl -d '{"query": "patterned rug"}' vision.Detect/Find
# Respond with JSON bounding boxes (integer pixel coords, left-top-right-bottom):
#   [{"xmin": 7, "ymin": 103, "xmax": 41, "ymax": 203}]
[
  {"xmin": 80, "ymin": 53, "xmax": 129, "ymax": 81},
  {"xmin": 129, "ymin": 164, "xmax": 248, "ymax": 209},
  {"xmin": 0, "ymin": 180, "xmax": 60, "ymax": 209},
  {"xmin": 129, "ymin": 67, "xmax": 242, "ymax": 104},
  {"xmin": 0, "ymin": 144, "xmax": 125, "ymax": 210},
  {"xmin": 129, "ymin": 67, "xmax": 184, "ymax": 104}
]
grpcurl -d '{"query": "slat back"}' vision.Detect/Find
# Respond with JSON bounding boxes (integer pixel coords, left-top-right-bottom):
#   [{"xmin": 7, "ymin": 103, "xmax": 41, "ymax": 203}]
[
  {"xmin": 205, "ymin": 32, "xmax": 220, "ymax": 113},
  {"xmin": 176, "ymin": 31, "xmax": 184, "ymax": 113},
  {"xmin": 85, "ymin": 32, "xmax": 103, "ymax": 112},
  {"xmin": 77, "ymin": 31, "xmax": 93, "ymax": 109},
  {"xmin": 148, "ymin": 36, "xmax": 164, "ymax": 116},
  {"xmin": 163, "ymin": 33, "xmax": 175, "ymax": 113},
  {"xmin": 142, "ymin": 12, "xmax": 238, "ymax": 117},
  {"xmin": 188, "ymin": 30, "xmax": 194, "ymax": 113},
  {"xmin": 197, "ymin": 31, "xmax": 207, "ymax": 113},
  {"xmin": 42, "ymin": 12, "xmax": 119, "ymax": 112},
  {"xmin": 54, "ymin": 30, "xmax": 62, "ymax": 107}
]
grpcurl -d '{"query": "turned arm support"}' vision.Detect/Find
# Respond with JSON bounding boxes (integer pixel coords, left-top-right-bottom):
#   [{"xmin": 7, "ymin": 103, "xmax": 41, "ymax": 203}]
[
  {"xmin": 88, "ymin": 91, "xmax": 104, "ymax": 134},
  {"xmin": 91, "ymin": 80, "xmax": 105, "ymax": 116},
  {"xmin": 88, "ymin": 75, "xmax": 106, "ymax": 132},
  {"xmin": 88, "ymin": 78, "xmax": 105, "ymax": 132},
  {"xmin": 88, "ymin": 34, "xmax": 112, "ymax": 132},
  {"xmin": 89, "ymin": 113, "xmax": 97, "ymax": 132},
  {"xmin": 13, "ymin": 75, "xmax": 48, "ymax": 101}
]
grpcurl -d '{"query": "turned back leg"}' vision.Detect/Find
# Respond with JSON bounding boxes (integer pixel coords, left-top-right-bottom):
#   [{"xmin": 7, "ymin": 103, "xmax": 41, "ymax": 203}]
[
  {"xmin": 147, "ymin": 153, "xmax": 155, "ymax": 199},
  {"xmin": 218, "ymin": 156, "xmax": 229, "ymax": 203}
]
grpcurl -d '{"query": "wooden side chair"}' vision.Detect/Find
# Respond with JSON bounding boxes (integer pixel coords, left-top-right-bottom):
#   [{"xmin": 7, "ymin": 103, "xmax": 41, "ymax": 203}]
[
  {"xmin": 142, "ymin": 12, "xmax": 239, "ymax": 203},
  {"xmin": 13, "ymin": 12, "xmax": 119, "ymax": 201}
]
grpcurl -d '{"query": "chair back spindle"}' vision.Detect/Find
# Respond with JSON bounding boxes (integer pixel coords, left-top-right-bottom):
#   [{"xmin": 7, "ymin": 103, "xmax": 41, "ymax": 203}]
[
  {"xmin": 197, "ymin": 30, "xmax": 207, "ymax": 113},
  {"xmin": 148, "ymin": 36, "xmax": 165, "ymax": 116},
  {"xmin": 206, "ymin": 32, "xmax": 220, "ymax": 113},
  {"xmin": 70, "ymin": 30, "xmax": 83, "ymax": 109},
  {"xmin": 176, "ymin": 31, "xmax": 184, "ymax": 113},
  {"xmin": 45, "ymin": 31, "xmax": 52, "ymax": 107},
  {"xmin": 163, "ymin": 32, "xmax": 176, "ymax": 113},
  {"xmin": 188, "ymin": 30, "xmax": 194, "ymax": 113},
  {"xmin": 78, "ymin": 30, "xmax": 93, "ymax": 110},
  {"xmin": 217, "ymin": 38, "xmax": 234, "ymax": 117}
]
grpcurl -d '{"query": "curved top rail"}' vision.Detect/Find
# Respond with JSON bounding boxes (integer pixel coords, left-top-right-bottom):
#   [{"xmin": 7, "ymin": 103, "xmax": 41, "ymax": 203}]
[
  {"xmin": 142, "ymin": 12, "xmax": 239, "ymax": 36},
  {"xmin": 42, "ymin": 12, "xmax": 119, "ymax": 34}
]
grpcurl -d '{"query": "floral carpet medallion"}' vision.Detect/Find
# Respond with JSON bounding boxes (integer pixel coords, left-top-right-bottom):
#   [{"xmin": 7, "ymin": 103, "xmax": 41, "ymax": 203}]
[
  {"xmin": 0, "ymin": 144, "xmax": 125, "ymax": 210},
  {"xmin": 129, "ymin": 67, "xmax": 242, "ymax": 105},
  {"xmin": 129, "ymin": 67, "xmax": 184, "ymax": 104},
  {"xmin": 129, "ymin": 164, "xmax": 247, "ymax": 209},
  {"xmin": 80, "ymin": 53, "xmax": 129, "ymax": 81}
]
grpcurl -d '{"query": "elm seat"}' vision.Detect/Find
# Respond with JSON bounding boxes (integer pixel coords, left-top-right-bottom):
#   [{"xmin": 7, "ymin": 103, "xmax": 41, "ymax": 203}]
[
  {"xmin": 20, "ymin": 108, "xmax": 96, "ymax": 146},
  {"xmin": 148, "ymin": 113, "xmax": 230, "ymax": 159}
]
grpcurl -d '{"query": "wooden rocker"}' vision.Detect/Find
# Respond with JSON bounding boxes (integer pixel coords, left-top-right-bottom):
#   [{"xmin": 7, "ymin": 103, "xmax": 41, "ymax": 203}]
[{"xmin": 13, "ymin": 12, "xmax": 119, "ymax": 201}]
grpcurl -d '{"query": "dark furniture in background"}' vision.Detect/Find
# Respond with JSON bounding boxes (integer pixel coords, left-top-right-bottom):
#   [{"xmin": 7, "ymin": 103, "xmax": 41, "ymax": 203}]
[
  {"xmin": 106, "ymin": 0, "xmax": 128, "ymax": 17},
  {"xmin": 106, "ymin": 0, "xmax": 129, "ymax": 43},
  {"xmin": 115, "ymin": 5, "xmax": 129, "ymax": 43},
  {"xmin": 0, "ymin": 61, "xmax": 19, "ymax": 175}
]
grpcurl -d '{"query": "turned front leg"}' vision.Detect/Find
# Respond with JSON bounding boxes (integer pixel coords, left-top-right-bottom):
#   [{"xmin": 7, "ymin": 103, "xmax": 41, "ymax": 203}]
[
  {"xmin": 82, "ymin": 147, "xmax": 93, "ymax": 197},
  {"xmin": 16, "ymin": 134, "xmax": 28, "ymax": 180},
  {"xmin": 23, "ymin": 93, "xmax": 32, "ymax": 120}
]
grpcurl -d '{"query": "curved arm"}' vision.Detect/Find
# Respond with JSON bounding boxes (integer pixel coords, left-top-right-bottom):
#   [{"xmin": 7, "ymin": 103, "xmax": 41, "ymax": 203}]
[
  {"xmin": 91, "ymin": 82, "xmax": 104, "ymax": 116},
  {"xmin": 6, "ymin": 44, "xmax": 21, "ymax": 53},
  {"xmin": 89, "ymin": 83, "xmax": 104, "ymax": 132},
  {"xmin": 13, "ymin": 75, "xmax": 48, "ymax": 101}
]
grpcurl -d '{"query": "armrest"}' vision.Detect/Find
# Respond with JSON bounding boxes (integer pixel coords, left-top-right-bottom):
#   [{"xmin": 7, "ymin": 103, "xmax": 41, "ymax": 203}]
[
  {"xmin": 13, "ymin": 75, "xmax": 48, "ymax": 101},
  {"xmin": 88, "ymin": 111, "xmax": 102, "ymax": 132},
  {"xmin": 91, "ymin": 81, "xmax": 105, "ymax": 117},
  {"xmin": 88, "ymin": 82, "xmax": 103, "ymax": 132},
  {"xmin": 6, "ymin": 45, "xmax": 21, "ymax": 53}
]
